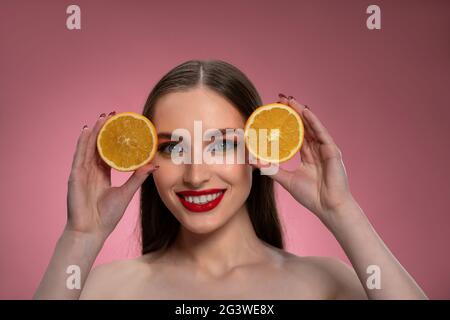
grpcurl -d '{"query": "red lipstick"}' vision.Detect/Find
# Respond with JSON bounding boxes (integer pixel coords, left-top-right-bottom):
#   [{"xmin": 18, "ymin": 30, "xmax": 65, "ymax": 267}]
[
  {"xmin": 176, "ymin": 188, "xmax": 226, "ymax": 213},
  {"xmin": 177, "ymin": 188, "xmax": 225, "ymax": 196}
]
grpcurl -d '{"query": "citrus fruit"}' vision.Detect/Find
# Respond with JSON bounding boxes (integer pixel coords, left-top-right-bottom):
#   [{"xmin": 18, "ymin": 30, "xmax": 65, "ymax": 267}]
[
  {"xmin": 97, "ymin": 112, "xmax": 158, "ymax": 172},
  {"xmin": 244, "ymin": 103, "xmax": 304, "ymax": 163}
]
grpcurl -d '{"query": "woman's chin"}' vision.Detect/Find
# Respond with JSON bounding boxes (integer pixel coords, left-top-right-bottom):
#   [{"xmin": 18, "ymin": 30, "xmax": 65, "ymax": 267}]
[{"xmin": 180, "ymin": 217, "xmax": 226, "ymax": 235}]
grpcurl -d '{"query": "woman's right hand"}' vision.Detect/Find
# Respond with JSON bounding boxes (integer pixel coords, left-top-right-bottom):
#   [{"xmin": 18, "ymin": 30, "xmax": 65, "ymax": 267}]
[{"xmin": 66, "ymin": 112, "xmax": 159, "ymax": 241}]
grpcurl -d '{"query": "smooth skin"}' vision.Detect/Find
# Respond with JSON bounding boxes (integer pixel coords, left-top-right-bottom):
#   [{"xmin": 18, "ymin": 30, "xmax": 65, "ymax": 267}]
[{"xmin": 34, "ymin": 88, "xmax": 427, "ymax": 300}]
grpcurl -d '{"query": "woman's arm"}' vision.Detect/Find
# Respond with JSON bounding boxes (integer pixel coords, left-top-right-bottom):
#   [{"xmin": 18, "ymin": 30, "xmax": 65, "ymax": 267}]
[
  {"xmin": 34, "ymin": 112, "xmax": 158, "ymax": 299},
  {"xmin": 33, "ymin": 229, "xmax": 105, "ymax": 299},
  {"xmin": 256, "ymin": 94, "xmax": 427, "ymax": 299},
  {"xmin": 324, "ymin": 199, "xmax": 427, "ymax": 299}
]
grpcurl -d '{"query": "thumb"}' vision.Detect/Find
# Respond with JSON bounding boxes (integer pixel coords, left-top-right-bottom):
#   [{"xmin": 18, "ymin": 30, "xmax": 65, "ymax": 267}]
[
  {"xmin": 251, "ymin": 158, "xmax": 293, "ymax": 191},
  {"xmin": 247, "ymin": 154, "xmax": 272, "ymax": 171},
  {"xmin": 120, "ymin": 163, "xmax": 159, "ymax": 200},
  {"xmin": 268, "ymin": 166, "xmax": 293, "ymax": 191}
]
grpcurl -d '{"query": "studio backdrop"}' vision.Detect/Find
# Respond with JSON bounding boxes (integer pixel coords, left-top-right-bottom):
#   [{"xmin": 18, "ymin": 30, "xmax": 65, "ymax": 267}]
[{"xmin": 0, "ymin": 0, "xmax": 449, "ymax": 299}]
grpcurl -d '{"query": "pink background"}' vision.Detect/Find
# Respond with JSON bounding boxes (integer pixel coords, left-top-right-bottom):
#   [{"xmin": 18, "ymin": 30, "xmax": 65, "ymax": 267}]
[{"xmin": 1, "ymin": 0, "xmax": 449, "ymax": 299}]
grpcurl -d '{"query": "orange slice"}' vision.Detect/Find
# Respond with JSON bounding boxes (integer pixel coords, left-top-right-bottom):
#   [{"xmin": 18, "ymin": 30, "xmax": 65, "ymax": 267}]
[
  {"xmin": 97, "ymin": 112, "xmax": 158, "ymax": 172},
  {"xmin": 244, "ymin": 103, "xmax": 304, "ymax": 163}
]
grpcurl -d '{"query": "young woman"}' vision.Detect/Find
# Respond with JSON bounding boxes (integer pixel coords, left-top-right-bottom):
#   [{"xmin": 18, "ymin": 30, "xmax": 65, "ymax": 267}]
[{"xmin": 34, "ymin": 60, "xmax": 427, "ymax": 299}]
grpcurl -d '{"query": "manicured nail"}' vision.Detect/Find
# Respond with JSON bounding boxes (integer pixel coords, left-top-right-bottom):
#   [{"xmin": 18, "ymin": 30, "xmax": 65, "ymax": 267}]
[
  {"xmin": 108, "ymin": 111, "xmax": 116, "ymax": 116},
  {"xmin": 99, "ymin": 113, "xmax": 106, "ymax": 118},
  {"xmin": 82, "ymin": 125, "xmax": 88, "ymax": 130},
  {"xmin": 287, "ymin": 95, "xmax": 295, "ymax": 100},
  {"xmin": 278, "ymin": 93, "xmax": 287, "ymax": 99},
  {"xmin": 150, "ymin": 165, "xmax": 160, "ymax": 172},
  {"xmin": 147, "ymin": 165, "xmax": 159, "ymax": 174}
]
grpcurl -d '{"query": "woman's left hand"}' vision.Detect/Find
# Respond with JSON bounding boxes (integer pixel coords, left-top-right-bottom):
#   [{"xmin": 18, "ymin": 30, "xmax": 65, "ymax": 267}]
[{"xmin": 251, "ymin": 94, "xmax": 357, "ymax": 224}]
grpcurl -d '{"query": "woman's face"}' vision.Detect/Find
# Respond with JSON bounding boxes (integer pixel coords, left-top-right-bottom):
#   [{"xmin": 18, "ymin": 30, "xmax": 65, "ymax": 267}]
[{"xmin": 151, "ymin": 87, "xmax": 253, "ymax": 234}]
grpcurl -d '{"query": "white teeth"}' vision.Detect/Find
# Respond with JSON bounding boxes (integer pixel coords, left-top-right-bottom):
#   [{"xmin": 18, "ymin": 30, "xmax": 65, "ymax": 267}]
[{"xmin": 182, "ymin": 192, "xmax": 223, "ymax": 204}]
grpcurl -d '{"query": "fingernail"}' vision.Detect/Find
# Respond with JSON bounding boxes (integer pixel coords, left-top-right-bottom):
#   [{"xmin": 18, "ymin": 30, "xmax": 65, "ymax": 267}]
[
  {"xmin": 147, "ymin": 165, "xmax": 159, "ymax": 174},
  {"xmin": 82, "ymin": 125, "xmax": 88, "ymax": 130},
  {"xmin": 288, "ymin": 95, "xmax": 295, "ymax": 100},
  {"xmin": 304, "ymin": 104, "xmax": 310, "ymax": 110},
  {"xmin": 99, "ymin": 113, "xmax": 106, "ymax": 118},
  {"xmin": 108, "ymin": 111, "xmax": 116, "ymax": 116},
  {"xmin": 278, "ymin": 93, "xmax": 287, "ymax": 99}
]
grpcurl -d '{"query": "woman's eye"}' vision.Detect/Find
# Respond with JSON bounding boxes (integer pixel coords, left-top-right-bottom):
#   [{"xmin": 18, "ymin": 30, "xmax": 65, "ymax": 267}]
[
  {"xmin": 208, "ymin": 140, "xmax": 237, "ymax": 153},
  {"xmin": 158, "ymin": 142, "xmax": 185, "ymax": 155},
  {"xmin": 158, "ymin": 140, "xmax": 239, "ymax": 156}
]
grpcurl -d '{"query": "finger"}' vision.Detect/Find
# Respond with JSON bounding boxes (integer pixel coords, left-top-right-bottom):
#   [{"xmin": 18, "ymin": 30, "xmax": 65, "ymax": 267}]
[
  {"xmin": 248, "ymin": 160, "xmax": 271, "ymax": 175},
  {"xmin": 276, "ymin": 94, "xmax": 317, "ymax": 142},
  {"xmin": 247, "ymin": 155, "xmax": 295, "ymax": 191},
  {"xmin": 249, "ymin": 157, "xmax": 273, "ymax": 170},
  {"xmin": 284, "ymin": 96, "xmax": 319, "ymax": 142},
  {"xmin": 286, "ymin": 95, "xmax": 307, "ymax": 114},
  {"xmin": 120, "ymin": 163, "xmax": 159, "ymax": 201},
  {"xmin": 93, "ymin": 142, "xmax": 113, "ymax": 186},
  {"xmin": 277, "ymin": 93, "xmax": 290, "ymax": 106},
  {"xmin": 94, "ymin": 111, "xmax": 116, "ymax": 169},
  {"xmin": 265, "ymin": 165, "xmax": 294, "ymax": 191},
  {"xmin": 244, "ymin": 147, "xmax": 271, "ymax": 169},
  {"xmin": 299, "ymin": 137, "xmax": 315, "ymax": 164},
  {"xmin": 94, "ymin": 112, "xmax": 117, "ymax": 185},
  {"xmin": 300, "ymin": 112, "xmax": 318, "ymax": 143},
  {"xmin": 302, "ymin": 108, "xmax": 335, "ymax": 145},
  {"xmin": 84, "ymin": 112, "xmax": 109, "ymax": 166},
  {"xmin": 260, "ymin": 94, "xmax": 316, "ymax": 165},
  {"xmin": 71, "ymin": 124, "xmax": 91, "ymax": 170}
]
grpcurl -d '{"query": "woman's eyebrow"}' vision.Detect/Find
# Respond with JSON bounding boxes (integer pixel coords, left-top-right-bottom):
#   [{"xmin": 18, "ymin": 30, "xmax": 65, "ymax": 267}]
[
  {"xmin": 157, "ymin": 132, "xmax": 176, "ymax": 140},
  {"xmin": 204, "ymin": 128, "xmax": 242, "ymax": 139},
  {"xmin": 158, "ymin": 128, "xmax": 242, "ymax": 140}
]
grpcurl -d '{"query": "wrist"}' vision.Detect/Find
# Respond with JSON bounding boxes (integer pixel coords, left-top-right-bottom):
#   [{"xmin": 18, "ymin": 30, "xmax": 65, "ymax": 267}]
[
  {"xmin": 320, "ymin": 198, "xmax": 368, "ymax": 232},
  {"xmin": 57, "ymin": 228, "xmax": 106, "ymax": 267},
  {"xmin": 61, "ymin": 226, "xmax": 107, "ymax": 249}
]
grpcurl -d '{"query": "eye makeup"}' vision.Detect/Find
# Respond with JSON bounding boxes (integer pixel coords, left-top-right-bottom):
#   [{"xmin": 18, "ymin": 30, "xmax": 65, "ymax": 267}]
[
  {"xmin": 156, "ymin": 128, "xmax": 243, "ymax": 157},
  {"xmin": 157, "ymin": 138, "xmax": 241, "ymax": 155}
]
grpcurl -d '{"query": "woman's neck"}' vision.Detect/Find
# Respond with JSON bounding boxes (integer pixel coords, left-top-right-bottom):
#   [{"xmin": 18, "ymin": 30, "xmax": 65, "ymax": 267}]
[{"xmin": 168, "ymin": 205, "xmax": 271, "ymax": 276}]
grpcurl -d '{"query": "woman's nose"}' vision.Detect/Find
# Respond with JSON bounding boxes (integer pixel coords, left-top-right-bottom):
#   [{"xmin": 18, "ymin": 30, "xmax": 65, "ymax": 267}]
[{"xmin": 182, "ymin": 163, "xmax": 211, "ymax": 188}]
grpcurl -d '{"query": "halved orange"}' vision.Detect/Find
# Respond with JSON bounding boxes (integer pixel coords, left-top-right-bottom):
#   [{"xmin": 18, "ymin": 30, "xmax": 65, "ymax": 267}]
[
  {"xmin": 97, "ymin": 112, "xmax": 158, "ymax": 172},
  {"xmin": 244, "ymin": 103, "xmax": 304, "ymax": 163}
]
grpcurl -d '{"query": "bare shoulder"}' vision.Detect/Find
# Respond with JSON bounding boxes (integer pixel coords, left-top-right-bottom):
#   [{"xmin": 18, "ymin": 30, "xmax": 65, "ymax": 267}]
[
  {"xmin": 80, "ymin": 254, "xmax": 157, "ymax": 299},
  {"xmin": 303, "ymin": 255, "xmax": 367, "ymax": 298},
  {"xmin": 269, "ymin": 248, "xmax": 367, "ymax": 299},
  {"xmin": 298, "ymin": 255, "xmax": 367, "ymax": 299}
]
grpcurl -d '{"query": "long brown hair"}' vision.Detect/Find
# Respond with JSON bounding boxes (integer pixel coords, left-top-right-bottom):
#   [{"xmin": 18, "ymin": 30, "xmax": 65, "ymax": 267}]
[{"xmin": 140, "ymin": 59, "xmax": 284, "ymax": 254}]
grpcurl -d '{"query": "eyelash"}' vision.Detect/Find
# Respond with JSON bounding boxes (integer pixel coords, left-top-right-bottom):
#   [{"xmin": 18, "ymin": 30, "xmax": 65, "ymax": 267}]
[{"xmin": 157, "ymin": 140, "xmax": 239, "ymax": 155}]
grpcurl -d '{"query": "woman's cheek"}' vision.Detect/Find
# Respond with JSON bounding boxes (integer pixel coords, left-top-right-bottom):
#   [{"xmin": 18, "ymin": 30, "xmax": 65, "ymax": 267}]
[
  {"xmin": 152, "ymin": 164, "xmax": 179, "ymax": 195},
  {"xmin": 217, "ymin": 164, "xmax": 252, "ymax": 192}
]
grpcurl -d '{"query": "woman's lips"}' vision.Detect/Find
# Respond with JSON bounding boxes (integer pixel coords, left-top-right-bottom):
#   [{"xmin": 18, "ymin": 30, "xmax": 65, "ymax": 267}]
[
  {"xmin": 176, "ymin": 188, "xmax": 226, "ymax": 213},
  {"xmin": 176, "ymin": 188, "xmax": 225, "ymax": 196}
]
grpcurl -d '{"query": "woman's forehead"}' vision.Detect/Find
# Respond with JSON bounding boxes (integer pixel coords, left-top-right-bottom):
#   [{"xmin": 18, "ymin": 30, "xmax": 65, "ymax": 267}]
[{"xmin": 152, "ymin": 88, "xmax": 245, "ymax": 132}]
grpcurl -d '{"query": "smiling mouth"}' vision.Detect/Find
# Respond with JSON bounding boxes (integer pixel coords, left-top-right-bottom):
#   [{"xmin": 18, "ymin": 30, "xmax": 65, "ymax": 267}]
[{"xmin": 175, "ymin": 188, "xmax": 227, "ymax": 212}]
